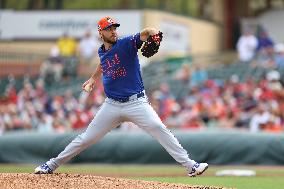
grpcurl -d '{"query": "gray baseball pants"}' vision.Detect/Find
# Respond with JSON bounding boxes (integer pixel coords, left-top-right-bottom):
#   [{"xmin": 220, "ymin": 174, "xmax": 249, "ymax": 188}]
[{"xmin": 46, "ymin": 95, "xmax": 196, "ymax": 170}]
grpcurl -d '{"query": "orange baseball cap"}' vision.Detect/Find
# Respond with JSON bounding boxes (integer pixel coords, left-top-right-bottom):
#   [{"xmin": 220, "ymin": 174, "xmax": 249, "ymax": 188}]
[{"xmin": 98, "ymin": 16, "xmax": 120, "ymax": 31}]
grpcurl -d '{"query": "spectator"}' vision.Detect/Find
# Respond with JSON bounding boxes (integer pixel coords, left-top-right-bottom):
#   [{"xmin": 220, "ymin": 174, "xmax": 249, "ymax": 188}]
[
  {"xmin": 52, "ymin": 109, "xmax": 69, "ymax": 133},
  {"xmin": 63, "ymin": 89, "xmax": 79, "ymax": 113},
  {"xmin": 78, "ymin": 30, "xmax": 98, "ymax": 65},
  {"xmin": 34, "ymin": 79, "xmax": 48, "ymax": 105},
  {"xmin": 181, "ymin": 114, "xmax": 205, "ymax": 130},
  {"xmin": 0, "ymin": 106, "xmax": 6, "ymax": 135},
  {"xmin": 25, "ymin": 102, "xmax": 38, "ymax": 129},
  {"xmin": 249, "ymin": 103, "xmax": 270, "ymax": 132},
  {"xmin": 274, "ymin": 43, "xmax": 284, "ymax": 67},
  {"xmin": 152, "ymin": 83, "xmax": 176, "ymax": 121},
  {"xmin": 189, "ymin": 65, "xmax": 208, "ymax": 87},
  {"xmin": 217, "ymin": 110, "xmax": 236, "ymax": 129},
  {"xmin": 17, "ymin": 81, "xmax": 36, "ymax": 111},
  {"xmin": 236, "ymin": 27, "xmax": 258, "ymax": 62},
  {"xmin": 5, "ymin": 83, "xmax": 18, "ymax": 104},
  {"xmin": 70, "ymin": 109, "xmax": 89, "ymax": 130},
  {"xmin": 173, "ymin": 63, "xmax": 190, "ymax": 83},
  {"xmin": 262, "ymin": 114, "xmax": 282, "ymax": 133},
  {"xmin": 266, "ymin": 70, "xmax": 283, "ymax": 92},
  {"xmin": 164, "ymin": 103, "xmax": 183, "ymax": 129},
  {"xmin": 256, "ymin": 29, "xmax": 275, "ymax": 67},
  {"xmin": 257, "ymin": 29, "xmax": 274, "ymax": 53},
  {"xmin": 57, "ymin": 32, "xmax": 78, "ymax": 79},
  {"xmin": 57, "ymin": 32, "xmax": 77, "ymax": 57},
  {"xmin": 40, "ymin": 45, "xmax": 64, "ymax": 82},
  {"xmin": 36, "ymin": 111, "xmax": 54, "ymax": 132}
]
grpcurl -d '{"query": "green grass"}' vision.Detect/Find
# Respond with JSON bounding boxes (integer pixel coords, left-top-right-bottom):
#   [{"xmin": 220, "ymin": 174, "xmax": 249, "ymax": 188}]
[{"xmin": 1, "ymin": 164, "xmax": 284, "ymax": 189}]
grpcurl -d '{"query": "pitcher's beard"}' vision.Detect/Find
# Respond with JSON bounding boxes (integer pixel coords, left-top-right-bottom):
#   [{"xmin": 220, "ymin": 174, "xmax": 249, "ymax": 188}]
[{"xmin": 102, "ymin": 35, "xmax": 117, "ymax": 45}]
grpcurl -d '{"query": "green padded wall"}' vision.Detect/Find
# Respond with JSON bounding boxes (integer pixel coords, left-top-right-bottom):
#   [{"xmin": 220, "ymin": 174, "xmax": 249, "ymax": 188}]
[{"xmin": 0, "ymin": 130, "xmax": 284, "ymax": 165}]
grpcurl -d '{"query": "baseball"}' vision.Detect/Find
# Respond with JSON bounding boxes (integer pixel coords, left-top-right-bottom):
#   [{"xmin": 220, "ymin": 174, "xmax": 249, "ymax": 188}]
[{"xmin": 84, "ymin": 83, "xmax": 92, "ymax": 92}]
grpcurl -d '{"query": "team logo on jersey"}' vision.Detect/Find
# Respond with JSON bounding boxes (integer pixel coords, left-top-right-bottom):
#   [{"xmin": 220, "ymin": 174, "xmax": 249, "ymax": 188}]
[{"xmin": 101, "ymin": 53, "xmax": 126, "ymax": 80}]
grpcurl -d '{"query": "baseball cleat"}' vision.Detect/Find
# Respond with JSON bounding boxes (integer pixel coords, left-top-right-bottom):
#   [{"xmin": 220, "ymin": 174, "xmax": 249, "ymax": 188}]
[
  {"xmin": 34, "ymin": 163, "xmax": 53, "ymax": 174},
  {"xmin": 188, "ymin": 163, "xmax": 208, "ymax": 177}
]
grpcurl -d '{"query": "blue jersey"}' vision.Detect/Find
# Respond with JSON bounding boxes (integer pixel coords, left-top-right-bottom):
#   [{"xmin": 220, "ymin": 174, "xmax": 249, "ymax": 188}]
[{"xmin": 98, "ymin": 33, "xmax": 144, "ymax": 99}]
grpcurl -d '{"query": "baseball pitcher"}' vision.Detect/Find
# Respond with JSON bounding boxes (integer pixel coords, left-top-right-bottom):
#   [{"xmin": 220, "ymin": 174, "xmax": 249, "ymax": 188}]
[{"xmin": 35, "ymin": 16, "xmax": 208, "ymax": 177}]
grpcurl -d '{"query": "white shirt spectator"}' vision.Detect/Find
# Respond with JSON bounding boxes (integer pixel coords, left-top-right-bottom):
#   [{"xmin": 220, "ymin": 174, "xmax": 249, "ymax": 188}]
[
  {"xmin": 50, "ymin": 45, "xmax": 60, "ymax": 57},
  {"xmin": 78, "ymin": 33, "xmax": 97, "ymax": 59},
  {"xmin": 0, "ymin": 115, "xmax": 4, "ymax": 135},
  {"xmin": 249, "ymin": 111, "xmax": 270, "ymax": 132},
  {"xmin": 274, "ymin": 43, "xmax": 284, "ymax": 67},
  {"xmin": 237, "ymin": 33, "xmax": 258, "ymax": 62}
]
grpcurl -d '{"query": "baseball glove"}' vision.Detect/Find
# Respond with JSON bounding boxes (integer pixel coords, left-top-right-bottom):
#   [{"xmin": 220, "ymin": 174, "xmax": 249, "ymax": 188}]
[{"xmin": 141, "ymin": 31, "xmax": 163, "ymax": 58}]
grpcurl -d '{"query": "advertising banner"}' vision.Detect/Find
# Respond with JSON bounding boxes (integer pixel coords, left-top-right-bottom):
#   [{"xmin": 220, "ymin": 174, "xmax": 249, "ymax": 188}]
[{"xmin": 0, "ymin": 10, "xmax": 142, "ymax": 40}]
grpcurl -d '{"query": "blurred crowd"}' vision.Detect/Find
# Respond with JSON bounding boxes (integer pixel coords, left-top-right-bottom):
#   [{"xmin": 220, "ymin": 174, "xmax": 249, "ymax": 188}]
[
  {"xmin": 1, "ymin": 26, "xmax": 284, "ymax": 135},
  {"xmin": 157, "ymin": 69, "xmax": 284, "ymax": 133},
  {"xmin": 1, "ymin": 66, "xmax": 284, "ymax": 135},
  {"xmin": 0, "ymin": 79, "xmax": 105, "ymax": 135}
]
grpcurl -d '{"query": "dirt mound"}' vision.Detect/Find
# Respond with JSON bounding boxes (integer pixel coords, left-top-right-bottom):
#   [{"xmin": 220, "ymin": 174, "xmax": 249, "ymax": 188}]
[{"xmin": 0, "ymin": 173, "xmax": 228, "ymax": 189}]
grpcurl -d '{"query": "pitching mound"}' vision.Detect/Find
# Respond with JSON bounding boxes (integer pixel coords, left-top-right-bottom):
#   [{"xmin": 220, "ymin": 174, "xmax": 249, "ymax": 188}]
[{"xmin": 0, "ymin": 173, "xmax": 228, "ymax": 189}]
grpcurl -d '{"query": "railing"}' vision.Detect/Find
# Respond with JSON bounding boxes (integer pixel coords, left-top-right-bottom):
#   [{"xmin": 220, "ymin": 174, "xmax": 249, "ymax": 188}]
[
  {"xmin": 0, "ymin": 48, "xmax": 47, "ymax": 77},
  {"xmin": 0, "ymin": 48, "xmax": 47, "ymax": 64}
]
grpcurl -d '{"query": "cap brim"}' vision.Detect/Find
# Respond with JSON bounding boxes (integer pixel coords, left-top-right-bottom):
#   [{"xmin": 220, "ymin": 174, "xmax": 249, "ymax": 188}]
[{"xmin": 103, "ymin": 23, "xmax": 120, "ymax": 30}]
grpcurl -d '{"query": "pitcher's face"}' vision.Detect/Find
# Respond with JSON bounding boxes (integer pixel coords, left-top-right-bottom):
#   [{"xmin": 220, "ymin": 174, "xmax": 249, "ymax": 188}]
[{"xmin": 100, "ymin": 26, "xmax": 118, "ymax": 44}]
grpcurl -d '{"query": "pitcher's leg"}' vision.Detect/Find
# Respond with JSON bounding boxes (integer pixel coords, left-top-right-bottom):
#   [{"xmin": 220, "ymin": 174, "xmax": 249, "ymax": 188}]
[
  {"xmin": 125, "ymin": 100, "xmax": 196, "ymax": 168},
  {"xmin": 46, "ymin": 102, "xmax": 121, "ymax": 171}
]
